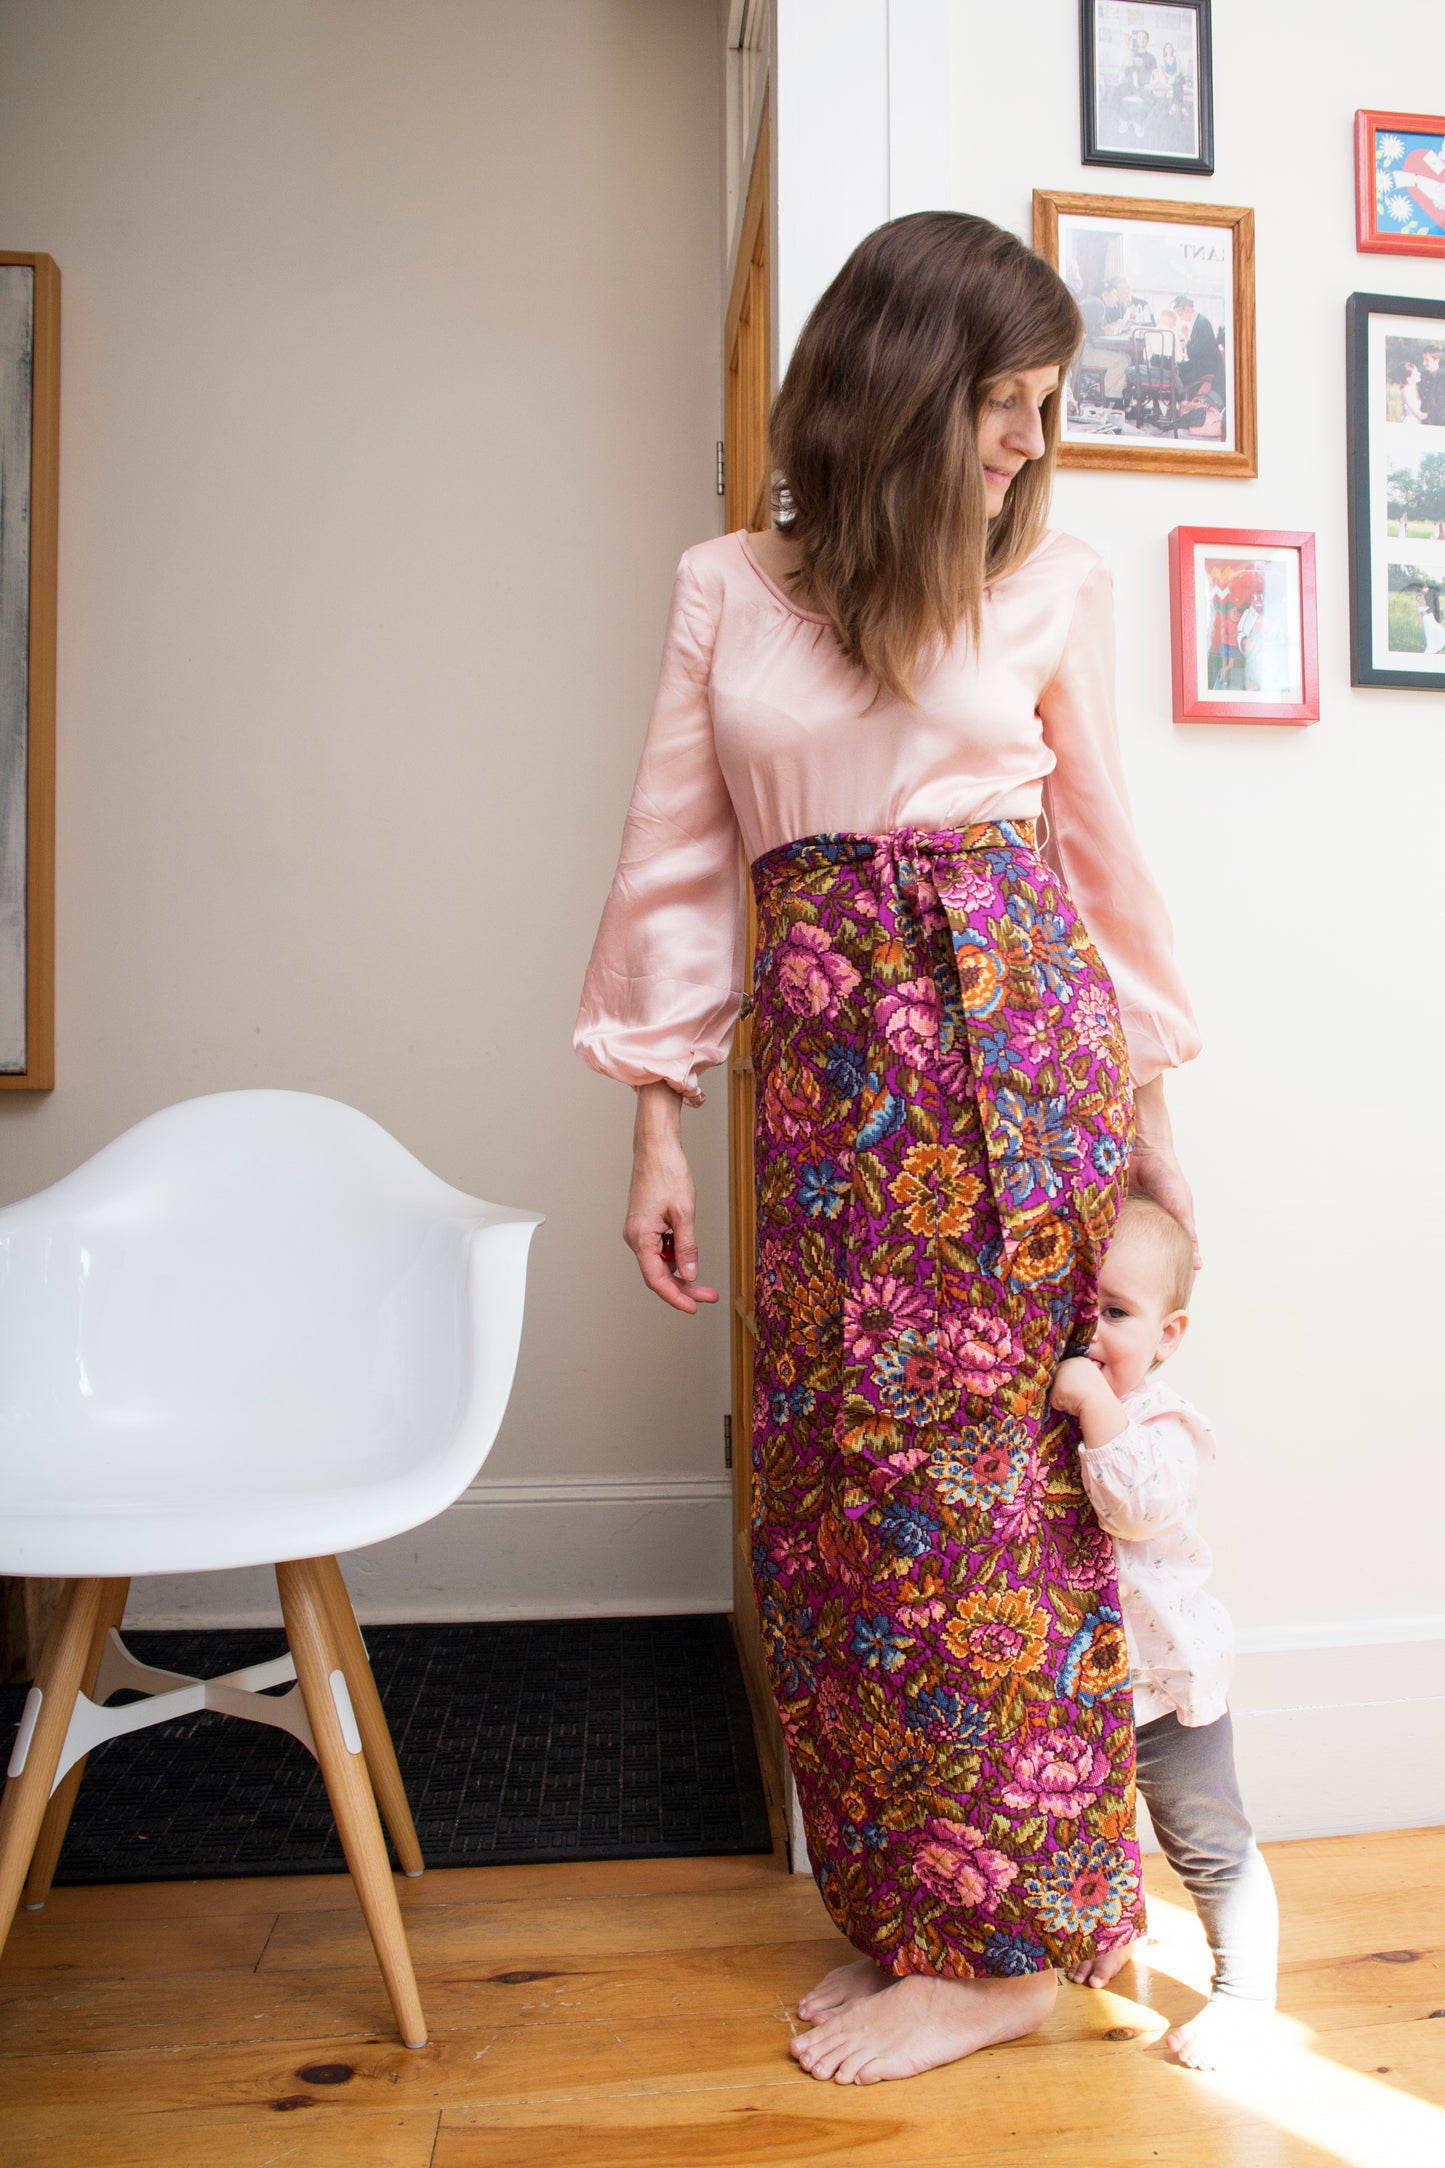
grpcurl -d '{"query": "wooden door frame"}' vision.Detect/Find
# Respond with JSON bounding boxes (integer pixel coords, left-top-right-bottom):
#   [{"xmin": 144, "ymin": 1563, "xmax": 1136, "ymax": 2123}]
[{"xmin": 722, "ymin": 106, "xmax": 790, "ymax": 1842}]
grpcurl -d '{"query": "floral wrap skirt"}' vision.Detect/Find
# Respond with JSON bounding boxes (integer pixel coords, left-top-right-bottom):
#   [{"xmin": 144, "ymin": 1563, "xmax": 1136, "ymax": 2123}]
[{"xmin": 749, "ymin": 820, "xmax": 1144, "ymax": 1980}]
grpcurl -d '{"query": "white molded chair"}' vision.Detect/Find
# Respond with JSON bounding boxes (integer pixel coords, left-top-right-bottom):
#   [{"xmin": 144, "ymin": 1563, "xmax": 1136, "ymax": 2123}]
[{"xmin": 0, "ymin": 1090, "xmax": 542, "ymax": 2047}]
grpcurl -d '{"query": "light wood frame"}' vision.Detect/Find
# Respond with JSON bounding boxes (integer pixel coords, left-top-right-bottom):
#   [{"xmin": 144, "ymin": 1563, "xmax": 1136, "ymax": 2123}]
[
  {"xmin": 0, "ymin": 252, "xmax": 58, "ymax": 1091},
  {"xmin": 1033, "ymin": 189, "xmax": 1256, "ymax": 477}
]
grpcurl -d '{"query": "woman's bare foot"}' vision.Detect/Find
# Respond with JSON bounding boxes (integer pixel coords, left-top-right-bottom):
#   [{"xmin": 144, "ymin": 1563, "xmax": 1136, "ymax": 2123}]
[
  {"xmin": 797, "ymin": 1957, "xmax": 891, "ymax": 2022},
  {"xmin": 1065, "ymin": 1937, "xmax": 1139, "ymax": 1990},
  {"xmin": 1167, "ymin": 1996, "xmax": 1275, "ymax": 2070},
  {"xmin": 789, "ymin": 1967, "xmax": 1057, "ymax": 2084}
]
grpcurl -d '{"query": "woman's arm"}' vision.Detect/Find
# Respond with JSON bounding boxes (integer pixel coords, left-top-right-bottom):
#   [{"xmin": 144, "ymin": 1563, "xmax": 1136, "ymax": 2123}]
[
  {"xmin": 574, "ymin": 556, "xmax": 744, "ymax": 1106},
  {"xmin": 624, "ymin": 1080, "xmax": 721, "ymax": 1314},
  {"xmin": 1132, "ymin": 1074, "xmax": 1200, "ymax": 1265}
]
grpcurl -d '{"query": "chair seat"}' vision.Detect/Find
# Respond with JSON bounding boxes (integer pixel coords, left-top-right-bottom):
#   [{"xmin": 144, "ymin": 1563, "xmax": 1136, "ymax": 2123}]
[{"xmin": 0, "ymin": 1457, "xmax": 466, "ymax": 1578}]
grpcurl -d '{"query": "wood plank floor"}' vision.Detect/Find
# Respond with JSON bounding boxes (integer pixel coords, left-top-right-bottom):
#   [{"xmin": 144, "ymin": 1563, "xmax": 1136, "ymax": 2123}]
[{"xmin": 1, "ymin": 1829, "xmax": 1442, "ymax": 2167}]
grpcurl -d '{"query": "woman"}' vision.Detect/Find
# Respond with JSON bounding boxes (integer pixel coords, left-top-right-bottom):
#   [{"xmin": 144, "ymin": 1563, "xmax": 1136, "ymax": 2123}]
[
  {"xmin": 1402, "ymin": 359, "xmax": 1427, "ymax": 426},
  {"xmin": 575, "ymin": 214, "xmax": 1200, "ymax": 2085}
]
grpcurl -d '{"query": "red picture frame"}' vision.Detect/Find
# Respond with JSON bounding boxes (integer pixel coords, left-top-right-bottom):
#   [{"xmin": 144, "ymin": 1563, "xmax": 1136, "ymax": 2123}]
[
  {"xmin": 1168, "ymin": 527, "xmax": 1319, "ymax": 725},
  {"xmin": 1355, "ymin": 110, "xmax": 1445, "ymax": 258}
]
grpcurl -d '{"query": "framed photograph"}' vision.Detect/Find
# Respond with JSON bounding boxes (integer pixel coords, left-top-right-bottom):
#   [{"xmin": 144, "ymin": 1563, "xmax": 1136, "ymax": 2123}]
[
  {"xmin": 1168, "ymin": 528, "xmax": 1319, "ymax": 724},
  {"xmin": 1346, "ymin": 292, "xmax": 1445, "ymax": 690},
  {"xmin": 1034, "ymin": 190, "xmax": 1256, "ymax": 476},
  {"xmin": 1356, "ymin": 111, "xmax": 1445, "ymax": 258},
  {"xmin": 0, "ymin": 252, "xmax": 58, "ymax": 1091},
  {"xmin": 1080, "ymin": 0, "xmax": 1213, "ymax": 176}
]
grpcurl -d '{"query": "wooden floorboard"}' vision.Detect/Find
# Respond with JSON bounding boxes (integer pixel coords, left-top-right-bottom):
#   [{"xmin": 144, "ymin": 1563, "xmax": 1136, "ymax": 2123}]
[{"xmin": 0, "ymin": 1830, "xmax": 1441, "ymax": 2166}]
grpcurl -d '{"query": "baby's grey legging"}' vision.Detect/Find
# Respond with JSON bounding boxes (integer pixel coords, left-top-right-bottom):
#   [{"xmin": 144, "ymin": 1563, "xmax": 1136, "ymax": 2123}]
[{"xmin": 1135, "ymin": 1707, "xmax": 1279, "ymax": 2005}]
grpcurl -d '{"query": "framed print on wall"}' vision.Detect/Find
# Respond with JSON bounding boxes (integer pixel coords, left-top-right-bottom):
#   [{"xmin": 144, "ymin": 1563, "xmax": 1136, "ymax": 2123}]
[
  {"xmin": 1346, "ymin": 291, "xmax": 1445, "ymax": 690},
  {"xmin": 1356, "ymin": 111, "xmax": 1445, "ymax": 258},
  {"xmin": 0, "ymin": 251, "xmax": 58, "ymax": 1091},
  {"xmin": 1080, "ymin": 0, "xmax": 1214, "ymax": 176},
  {"xmin": 1034, "ymin": 191, "xmax": 1256, "ymax": 476},
  {"xmin": 1168, "ymin": 528, "xmax": 1319, "ymax": 724}
]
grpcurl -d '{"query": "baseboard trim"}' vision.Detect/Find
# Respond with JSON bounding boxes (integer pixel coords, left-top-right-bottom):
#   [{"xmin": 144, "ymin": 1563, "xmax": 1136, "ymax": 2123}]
[
  {"xmin": 1235, "ymin": 1614, "xmax": 1445, "ymax": 1654},
  {"xmin": 461, "ymin": 1472, "xmax": 732, "ymax": 1507}
]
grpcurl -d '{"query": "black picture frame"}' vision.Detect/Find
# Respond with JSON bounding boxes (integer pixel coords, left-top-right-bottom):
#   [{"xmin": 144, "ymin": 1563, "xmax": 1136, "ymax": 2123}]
[
  {"xmin": 1346, "ymin": 291, "xmax": 1445, "ymax": 691},
  {"xmin": 1079, "ymin": 0, "xmax": 1215, "ymax": 177}
]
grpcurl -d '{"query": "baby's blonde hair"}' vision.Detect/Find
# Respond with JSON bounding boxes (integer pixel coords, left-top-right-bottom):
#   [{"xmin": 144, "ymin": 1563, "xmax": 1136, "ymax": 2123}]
[{"xmin": 1114, "ymin": 1194, "xmax": 1194, "ymax": 1314}]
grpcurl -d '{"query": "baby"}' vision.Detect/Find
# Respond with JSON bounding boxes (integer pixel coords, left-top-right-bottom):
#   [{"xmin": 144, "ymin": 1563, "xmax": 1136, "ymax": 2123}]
[{"xmin": 1050, "ymin": 1195, "xmax": 1278, "ymax": 2070}]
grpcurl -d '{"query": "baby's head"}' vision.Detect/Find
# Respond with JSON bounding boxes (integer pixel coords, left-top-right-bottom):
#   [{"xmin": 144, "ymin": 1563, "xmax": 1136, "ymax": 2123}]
[{"xmin": 1089, "ymin": 1195, "xmax": 1194, "ymax": 1397}]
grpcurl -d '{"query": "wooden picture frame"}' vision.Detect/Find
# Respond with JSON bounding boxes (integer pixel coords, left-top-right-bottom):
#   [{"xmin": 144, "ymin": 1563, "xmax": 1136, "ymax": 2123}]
[
  {"xmin": 1346, "ymin": 291, "xmax": 1445, "ymax": 690},
  {"xmin": 1080, "ymin": 0, "xmax": 1214, "ymax": 177},
  {"xmin": 0, "ymin": 251, "xmax": 58, "ymax": 1091},
  {"xmin": 1355, "ymin": 111, "xmax": 1445, "ymax": 259},
  {"xmin": 1168, "ymin": 527, "xmax": 1319, "ymax": 724},
  {"xmin": 1034, "ymin": 191, "xmax": 1256, "ymax": 476}
]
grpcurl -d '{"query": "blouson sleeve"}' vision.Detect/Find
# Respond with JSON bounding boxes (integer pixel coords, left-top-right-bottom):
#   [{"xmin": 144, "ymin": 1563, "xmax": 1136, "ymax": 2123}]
[
  {"xmin": 1037, "ymin": 562, "xmax": 1202, "ymax": 1083},
  {"xmin": 573, "ymin": 558, "xmax": 744, "ymax": 1105},
  {"xmin": 1078, "ymin": 1417, "xmax": 1198, "ymax": 1544}
]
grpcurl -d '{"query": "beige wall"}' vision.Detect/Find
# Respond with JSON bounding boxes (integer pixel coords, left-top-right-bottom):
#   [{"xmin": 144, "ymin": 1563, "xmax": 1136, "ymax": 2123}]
[{"xmin": 0, "ymin": 0, "xmax": 733, "ymax": 1616}]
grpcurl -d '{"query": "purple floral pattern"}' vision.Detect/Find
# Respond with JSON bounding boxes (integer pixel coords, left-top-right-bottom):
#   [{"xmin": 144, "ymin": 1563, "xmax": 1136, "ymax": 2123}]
[{"xmin": 749, "ymin": 822, "xmax": 1141, "ymax": 1979}]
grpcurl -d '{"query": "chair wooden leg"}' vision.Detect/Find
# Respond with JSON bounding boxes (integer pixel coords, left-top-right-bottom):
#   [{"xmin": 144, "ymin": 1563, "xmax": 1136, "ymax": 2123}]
[
  {"xmin": 276, "ymin": 1557, "xmax": 427, "ymax": 2048},
  {"xmin": 0, "ymin": 1580, "xmax": 105, "ymax": 1959},
  {"xmin": 314, "ymin": 1555, "xmax": 423, "ymax": 1878},
  {"xmin": 22, "ymin": 1578, "xmax": 131, "ymax": 1911}
]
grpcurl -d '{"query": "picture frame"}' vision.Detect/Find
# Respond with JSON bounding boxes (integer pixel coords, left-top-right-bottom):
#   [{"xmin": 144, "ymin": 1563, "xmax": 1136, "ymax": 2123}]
[
  {"xmin": 1346, "ymin": 291, "xmax": 1445, "ymax": 690},
  {"xmin": 1080, "ymin": 0, "xmax": 1214, "ymax": 177},
  {"xmin": 1168, "ymin": 528, "xmax": 1319, "ymax": 725},
  {"xmin": 0, "ymin": 251, "xmax": 59, "ymax": 1091},
  {"xmin": 1034, "ymin": 190, "xmax": 1256, "ymax": 476},
  {"xmin": 1355, "ymin": 111, "xmax": 1445, "ymax": 259}
]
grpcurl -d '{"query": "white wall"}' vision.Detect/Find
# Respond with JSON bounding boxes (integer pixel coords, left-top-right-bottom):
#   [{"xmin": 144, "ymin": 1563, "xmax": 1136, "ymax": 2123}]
[
  {"xmin": 767, "ymin": 0, "xmax": 1444, "ymax": 1839},
  {"xmin": 0, "ymin": 0, "xmax": 734, "ymax": 1624}
]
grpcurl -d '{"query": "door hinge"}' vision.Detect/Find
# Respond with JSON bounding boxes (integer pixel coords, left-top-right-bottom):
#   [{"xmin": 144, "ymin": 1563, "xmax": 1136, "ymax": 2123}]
[
  {"xmin": 716, "ymin": 439, "xmax": 726, "ymax": 496},
  {"xmin": 723, "ymin": 1413, "xmax": 733, "ymax": 1469}
]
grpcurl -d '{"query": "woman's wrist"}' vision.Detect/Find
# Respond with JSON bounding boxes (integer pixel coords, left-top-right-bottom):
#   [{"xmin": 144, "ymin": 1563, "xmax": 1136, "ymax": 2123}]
[{"xmin": 633, "ymin": 1078, "xmax": 685, "ymax": 1157}]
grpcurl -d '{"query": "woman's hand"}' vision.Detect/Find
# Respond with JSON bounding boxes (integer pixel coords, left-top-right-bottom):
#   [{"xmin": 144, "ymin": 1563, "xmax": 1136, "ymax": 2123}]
[
  {"xmin": 1130, "ymin": 1075, "xmax": 1201, "ymax": 1268},
  {"xmin": 624, "ymin": 1081, "xmax": 722, "ymax": 1315}
]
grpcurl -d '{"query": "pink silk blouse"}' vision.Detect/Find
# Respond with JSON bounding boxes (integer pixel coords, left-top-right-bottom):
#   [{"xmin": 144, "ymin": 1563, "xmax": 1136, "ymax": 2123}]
[{"xmin": 575, "ymin": 527, "xmax": 1201, "ymax": 1103}]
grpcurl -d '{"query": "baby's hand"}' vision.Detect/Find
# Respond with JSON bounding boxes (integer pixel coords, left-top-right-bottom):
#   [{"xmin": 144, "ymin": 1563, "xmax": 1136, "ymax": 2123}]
[{"xmin": 1050, "ymin": 1356, "xmax": 1109, "ymax": 1418}]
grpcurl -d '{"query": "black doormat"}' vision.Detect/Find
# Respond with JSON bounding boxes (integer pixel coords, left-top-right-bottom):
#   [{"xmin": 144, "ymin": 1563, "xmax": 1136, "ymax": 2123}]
[{"xmin": 0, "ymin": 1615, "xmax": 773, "ymax": 1884}]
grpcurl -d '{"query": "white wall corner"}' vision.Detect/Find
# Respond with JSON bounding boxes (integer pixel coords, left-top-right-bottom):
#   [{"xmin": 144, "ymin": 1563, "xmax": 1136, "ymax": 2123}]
[
  {"xmin": 773, "ymin": 0, "xmax": 890, "ymax": 367},
  {"xmin": 886, "ymin": 0, "xmax": 952, "ymax": 217}
]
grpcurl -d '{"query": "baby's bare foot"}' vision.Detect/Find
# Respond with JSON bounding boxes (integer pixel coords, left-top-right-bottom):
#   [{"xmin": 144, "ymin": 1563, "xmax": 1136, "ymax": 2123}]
[
  {"xmin": 789, "ymin": 1967, "xmax": 1057, "ymax": 2085},
  {"xmin": 1064, "ymin": 1937, "xmax": 1139, "ymax": 1990},
  {"xmin": 1167, "ymin": 1996, "xmax": 1275, "ymax": 2070},
  {"xmin": 797, "ymin": 1957, "xmax": 890, "ymax": 2022}
]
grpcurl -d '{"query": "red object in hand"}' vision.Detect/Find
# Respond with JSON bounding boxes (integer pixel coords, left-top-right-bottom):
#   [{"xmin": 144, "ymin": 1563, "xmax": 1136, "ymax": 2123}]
[{"xmin": 660, "ymin": 1227, "xmax": 676, "ymax": 1266}]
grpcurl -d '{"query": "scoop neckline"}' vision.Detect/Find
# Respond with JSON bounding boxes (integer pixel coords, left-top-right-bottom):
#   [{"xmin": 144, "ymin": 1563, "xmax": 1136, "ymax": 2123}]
[
  {"xmin": 735, "ymin": 530, "xmax": 834, "ymax": 624},
  {"xmin": 735, "ymin": 524, "xmax": 1068, "ymax": 624}
]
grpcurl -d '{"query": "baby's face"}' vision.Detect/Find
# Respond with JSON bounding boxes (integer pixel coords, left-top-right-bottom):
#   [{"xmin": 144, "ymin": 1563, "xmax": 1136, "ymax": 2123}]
[{"xmin": 1087, "ymin": 1222, "xmax": 1186, "ymax": 1397}]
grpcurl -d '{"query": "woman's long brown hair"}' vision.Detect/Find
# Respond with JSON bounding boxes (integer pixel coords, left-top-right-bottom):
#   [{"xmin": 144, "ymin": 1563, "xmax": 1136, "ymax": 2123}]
[{"xmin": 768, "ymin": 212, "xmax": 1081, "ymax": 701}]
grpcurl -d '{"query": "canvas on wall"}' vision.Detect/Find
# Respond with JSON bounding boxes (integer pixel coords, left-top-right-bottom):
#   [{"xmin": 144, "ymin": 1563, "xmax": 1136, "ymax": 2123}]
[
  {"xmin": 0, "ymin": 252, "xmax": 56, "ymax": 1091},
  {"xmin": 0, "ymin": 264, "xmax": 32, "ymax": 1075}
]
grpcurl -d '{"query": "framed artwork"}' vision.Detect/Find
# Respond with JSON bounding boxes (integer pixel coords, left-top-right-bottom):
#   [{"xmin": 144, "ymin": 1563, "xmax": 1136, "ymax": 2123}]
[
  {"xmin": 1346, "ymin": 292, "xmax": 1445, "ymax": 690},
  {"xmin": 1034, "ymin": 190, "xmax": 1256, "ymax": 476},
  {"xmin": 1080, "ymin": 0, "xmax": 1214, "ymax": 176},
  {"xmin": 1355, "ymin": 111, "xmax": 1445, "ymax": 258},
  {"xmin": 1168, "ymin": 528, "xmax": 1319, "ymax": 724},
  {"xmin": 0, "ymin": 252, "xmax": 58, "ymax": 1091}
]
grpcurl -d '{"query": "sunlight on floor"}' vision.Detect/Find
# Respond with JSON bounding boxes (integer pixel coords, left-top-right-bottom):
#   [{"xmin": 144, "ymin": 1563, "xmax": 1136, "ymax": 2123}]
[{"xmin": 1111, "ymin": 1894, "xmax": 1445, "ymax": 2168}]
